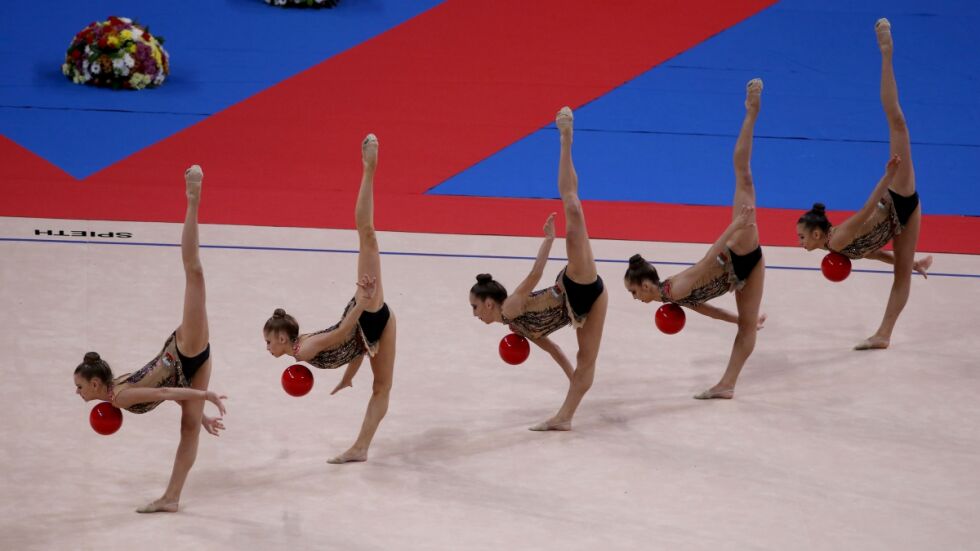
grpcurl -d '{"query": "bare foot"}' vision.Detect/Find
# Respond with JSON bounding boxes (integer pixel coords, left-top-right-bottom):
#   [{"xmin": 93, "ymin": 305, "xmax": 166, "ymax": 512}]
[
  {"xmin": 693, "ymin": 386, "xmax": 734, "ymax": 400},
  {"xmin": 136, "ymin": 498, "xmax": 179, "ymax": 514},
  {"xmin": 913, "ymin": 255, "xmax": 933, "ymax": 278},
  {"xmin": 528, "ymin": 418, "xmax": 571, "ymax": 431},
  {"xmin": 362, "ymin": 133, "xmax": 378, "ymax": 169},
  {"xmin": 875, "ymin": 18, "xmax": 893, "ymax": 55},
  {"xmin": 327, "ymin": 448, "xmax": 367, "ymax": 464},
  {"xmin": 757, "ymin": 312, "xmax": 768, "ymax": 330},
  {"xmin": 854, "ymin": 336, "xmax": 889, "ymax": 350},
  {"xmin": 184, "ymin": 165, "xmax": 202, "ymax": 201},
  {"xmin": 745, "ymin": 78, "xmax": 763, "ymax": 113},
  {"xmin": 555, "ymin": 106, "xmax": 574, "ymax": 142}
]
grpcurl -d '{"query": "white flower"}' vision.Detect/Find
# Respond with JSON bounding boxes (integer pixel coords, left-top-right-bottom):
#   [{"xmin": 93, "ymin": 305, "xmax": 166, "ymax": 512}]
[
  {"xmin": 123, "ymin": 53, "xmax": 135, "ymax": 68},
  {"xmin": 112, "ymin": 57, "xmax": 130, "ymax": 76}
]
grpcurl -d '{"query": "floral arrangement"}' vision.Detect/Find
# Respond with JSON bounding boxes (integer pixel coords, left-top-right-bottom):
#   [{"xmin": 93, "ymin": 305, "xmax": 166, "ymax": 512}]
[
  {"xmin": 62, "ymin": 16, "xmax": 170, "ymax": 90},
  {"xmin": 265, "ymin": 0, "xmax": 340, "ymax": 7}
]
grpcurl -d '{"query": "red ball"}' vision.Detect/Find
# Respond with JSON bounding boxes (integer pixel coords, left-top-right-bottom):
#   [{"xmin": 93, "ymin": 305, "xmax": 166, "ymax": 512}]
[
  {"xmin": 821, "ymin": 252, "xmax": 852, "ymax": 282},
  {"xmin": 499, "ymin": 333, "xmax": 531, "ymax": 365},
  {"xmin": 282, "ymin": 364, "xmax": 314, "ymax": 397},
  {"xmin": 655, "ymin": 303, "xmax": 686, "ymax": 334},
  {"xmin": 89, "ymin": 402, "xmax": 123, "ymax": 435}
]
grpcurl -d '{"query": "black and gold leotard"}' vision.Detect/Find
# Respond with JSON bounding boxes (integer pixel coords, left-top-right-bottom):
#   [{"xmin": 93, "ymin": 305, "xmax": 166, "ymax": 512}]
[
  {"xmin": 659, "ymin": 247, "xmax": 761, "ymax": 307},
  {"xmin": 831, "ymin": 190, "xmax": 917, "ymax": 259},
  {"xmin": 502, "ymin": 267, "xmax": 604, "ymax": 339},
  {"xmin": 300, "ymin": 297, "xmax": 391, "ymax": 370},
  {"xmin": 502, "ymin": 285, "xmax": 571, "ymax": 339},
  {"xmin": 110, "ymin": 332, "xmax": 210, "ymax": 414}
]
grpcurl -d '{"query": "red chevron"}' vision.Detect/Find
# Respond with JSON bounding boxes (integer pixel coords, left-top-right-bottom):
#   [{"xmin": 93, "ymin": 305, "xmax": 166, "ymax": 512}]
[{"xmin": 3, "ymin": 0, "xmax": 974, "ymax": 253}]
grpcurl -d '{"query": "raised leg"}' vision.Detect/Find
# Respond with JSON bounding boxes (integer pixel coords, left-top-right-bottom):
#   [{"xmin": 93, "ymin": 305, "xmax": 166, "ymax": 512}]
[
  {"xmin": 876, "ymin": 19, "xmax": 916, "ymax": 197},
  {"xmin": 529, "ymin": 289, "xmax": 607, "ymax": 430},
  {"xmin": 176, "ymin": 165, "xmax": 209, "ymax": 356},
  {"xmin": 356, "ymin": 134, "xmax": 385, "ymax": 311},
  {"xmin": 727, "ymin": 79, "xmax": 762, "ymax": 255},
  {"xmin": 555, "ymin": 107, "xmax": 598, "ymax": 284},
  {"xmin": 328, "ymin": 316, "xmax": 396, "ymax": 463}
]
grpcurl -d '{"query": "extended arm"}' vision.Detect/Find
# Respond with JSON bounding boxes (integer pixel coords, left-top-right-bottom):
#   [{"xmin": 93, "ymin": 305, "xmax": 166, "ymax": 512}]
[
  {"xmin": 688, "ymin": 303, "xmax": 738, "ymax": 324},
  {"xmin": 670, "ymin": 206, "xmax": 755, "ymax": 298},
  {"xmin": 331, "ymin": 354, "xmax": 365, "ymax": 395},
  {"xmin": 829, "ymin": 155, "xmax": 901, "ymax": 250},
  {"xmin": 295, "ymin": 275, "xmax": 376, "ymax": 360},
  {"xmin": 502, "ymin": 214, "xmax": 556, "ymax": 319},
  {"xmin": 114, "ymin": 387, "xmax": 227, "ymax": 415},
  {"xmin": 529, "ymin": 335, "xmax": 574, "ymax": 381}
]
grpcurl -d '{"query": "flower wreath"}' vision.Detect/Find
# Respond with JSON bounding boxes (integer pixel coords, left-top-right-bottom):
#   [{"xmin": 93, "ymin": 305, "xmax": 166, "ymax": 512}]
[{"xmin": 62, "ymin": 16, "xmax": 170, "ymax": 90}]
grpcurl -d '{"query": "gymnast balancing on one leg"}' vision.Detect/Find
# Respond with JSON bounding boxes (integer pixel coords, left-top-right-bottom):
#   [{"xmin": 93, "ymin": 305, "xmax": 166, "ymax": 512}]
[
  {"xmin": 624, "ymin": 79, "xmax": 766, "ymax": 400},
  {"xmin": 469, "ymin": 106, "xmax": 608, "ymax": 431},
  {"xmin": 73, "ymin": 165, "xmax": 227, "ymax": 513},
  {"xmin": 263, "ymin": 134, "xmax": 395, "ymax": 464},
  {"xmin": 796, "ymin": 19, "xmax": 932, "ymax": 350}
]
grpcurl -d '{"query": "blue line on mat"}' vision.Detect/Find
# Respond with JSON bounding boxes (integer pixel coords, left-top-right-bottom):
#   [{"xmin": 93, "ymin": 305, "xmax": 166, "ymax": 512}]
[{"xmin": 4, "ymin": 236, "xmax": 978, "ymax": 279}]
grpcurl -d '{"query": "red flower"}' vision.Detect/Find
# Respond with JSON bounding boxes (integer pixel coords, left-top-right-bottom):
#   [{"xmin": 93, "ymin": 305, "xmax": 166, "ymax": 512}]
[
  {"xmin": 70, "ymin": 49, "xmax": 81, "ymax": 60},
  {"xmin": 98, "ymin": 37, "xmax": 108, "ymax": 49}
]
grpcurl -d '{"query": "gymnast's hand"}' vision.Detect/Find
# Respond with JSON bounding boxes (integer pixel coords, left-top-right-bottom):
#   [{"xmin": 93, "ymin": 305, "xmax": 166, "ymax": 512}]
[
  {"xmin": 205, "ymin": 390, "xmax": 227, "ymax": 416},
  {"xmin": 331, "ymin": 378, "xmax": 353, "ymax": 395},
  {"xmin": 202, "ymin": 415, "xmax": 225, "ymax": 437},
  {"xmin": 543, "ymin": 212, "xmax": 556, "ymax": 239},
  {"xmin": 884, "ymin": 154, "xmax": 901, "ymax": 177},
  {"xmin": 355, "ymin": 275, "xmax": 377, "ymax": 306},
  {"xmin": 732, "ymin": 204, "xmax": 756, "ymax": 230}
]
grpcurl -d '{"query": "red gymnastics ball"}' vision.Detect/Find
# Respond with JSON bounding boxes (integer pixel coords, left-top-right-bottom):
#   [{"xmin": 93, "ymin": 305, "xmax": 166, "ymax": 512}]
[
  {"xmin": 282, "ymin": 364, "xmax": 314, "ymax": 397},
  {"xmin": 821, "ymin": 252, "xmax": 852, "ymax": 282},
  {"xmin": 90, "ymin": 402, "xmax": 123, "ymax": 435},
  {"xmin": 655, "ymin": 303, "xmax": 686, "ymax": 334},
  {"xmin": 499, "ymin": 333, "xmax": 530, "ymax": 365}
]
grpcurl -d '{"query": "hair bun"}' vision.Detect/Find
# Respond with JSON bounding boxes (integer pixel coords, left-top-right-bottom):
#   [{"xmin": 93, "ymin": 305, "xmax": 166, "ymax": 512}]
[
  {"xmin": 273, "ymin": 308, "xmax": 286, "ymax": 319},
  {"xmin": 811, "ymin": 203, "xmax": 826, "ymax": 215},
  {"xmin": 83, "ymin": 351, "xmax": 101, "ymax": 364},
  {"xmin": 628, "ymin": 254, "xmax": 647, "ymax": 267},
  {"xmin": 476, "ymin": 273, "xmax": 494, "ymax": 284}
]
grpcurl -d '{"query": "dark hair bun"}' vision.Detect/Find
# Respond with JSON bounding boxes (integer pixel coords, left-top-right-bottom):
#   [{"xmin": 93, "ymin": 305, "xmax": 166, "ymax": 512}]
[
  {"xmin": 476, "ymin": 274, "xmax": 494, "ymax": 285},
  {"xmin": 83, "ymin": 351, "xmax": 101, "ymax": 364},
  {"xmin": 273, "ymin": 308, "xmax": 287, "ymax": 319},
  {"xmin": 811, "ymin": 203, "xmax": 826, "ymax": 215},
  {"xmin": 628, "ymin": 254, "xmax": 647, "ymax": 267}
]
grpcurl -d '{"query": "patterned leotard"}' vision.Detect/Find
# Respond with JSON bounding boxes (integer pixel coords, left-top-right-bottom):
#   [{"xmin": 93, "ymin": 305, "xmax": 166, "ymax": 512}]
[
  {"xmin": 110, "ymin": 332, "xmax": 191, "ymax": 414},
  {"xmin": 659, "ymin": 249, "xmax": 748, "ymax": 308},
  {"xmin": 301, "ymin": 298, "xmax": 387, "ymax": 370},
  {"xmin": 502, "ymin": 268, "xmax": 599, "ymax": 338},
  {"xmin": 502, "ymin": 285, "xmax": 572, "ymax": 339},
  {"xmin": 830, "ymin": 193, "xmax": 903, "ymax": 259}
]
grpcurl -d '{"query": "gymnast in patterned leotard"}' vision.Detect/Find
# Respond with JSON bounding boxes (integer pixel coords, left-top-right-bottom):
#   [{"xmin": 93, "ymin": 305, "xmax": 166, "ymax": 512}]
[
  {"xmin": 468, "ymin": 107, "xmax": 608, "ymax": 432},
  {"xmin": 795, "ymin": 19, "xmax": 933, "ymax": 351},
  {"xmin": 625, "ymin": 79, "xmax": 768, "ymax": 401},
  {"xmin": 72, "ymin": 165, "xmax": 227, "ymax": 514},
  {"xmin": 262, "ymin": 133, "xmax": 396, "ymax": 465}
]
